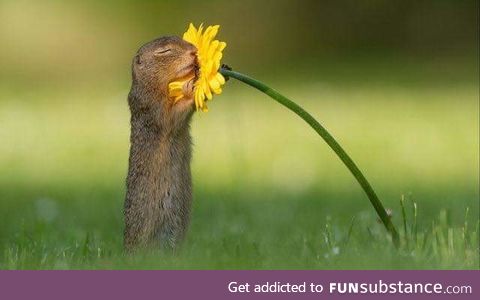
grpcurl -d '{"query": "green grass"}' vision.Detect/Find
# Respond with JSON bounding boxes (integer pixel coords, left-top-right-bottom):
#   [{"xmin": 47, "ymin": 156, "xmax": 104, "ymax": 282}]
[
  {"xmin": 0, "ymin": 184, "xmax": 477, "ymax": 269},
  {"xmin": 0, "ymin": 62, "xmax": 478, "ymax": 269}
]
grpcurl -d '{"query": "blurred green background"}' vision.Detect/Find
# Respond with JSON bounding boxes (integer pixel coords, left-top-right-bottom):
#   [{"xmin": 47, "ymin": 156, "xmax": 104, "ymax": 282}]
[{"xmin": 0, "ymin": 0, "xmax": 478, "ymax": 269}]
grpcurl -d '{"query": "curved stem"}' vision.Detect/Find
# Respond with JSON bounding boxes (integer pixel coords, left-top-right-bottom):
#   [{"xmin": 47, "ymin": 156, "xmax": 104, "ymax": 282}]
[{"xmin": 220, "ymin": 68, "xmax": 400, "ymax": 248}]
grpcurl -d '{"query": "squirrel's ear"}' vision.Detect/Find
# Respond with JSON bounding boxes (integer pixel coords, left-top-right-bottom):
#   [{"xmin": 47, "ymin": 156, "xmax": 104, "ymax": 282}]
[{"xmin": 134, "ymin": 55, "xmax": 142, "ymax": 65}]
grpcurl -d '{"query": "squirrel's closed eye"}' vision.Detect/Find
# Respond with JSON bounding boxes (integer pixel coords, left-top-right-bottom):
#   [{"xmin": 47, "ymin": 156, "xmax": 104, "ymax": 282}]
[{"xmin": 154, "ymin": 48, "xmax": 172, "ymax": 56}]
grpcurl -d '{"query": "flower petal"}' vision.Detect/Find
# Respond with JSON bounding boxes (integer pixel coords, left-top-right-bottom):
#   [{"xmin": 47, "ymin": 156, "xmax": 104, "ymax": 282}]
[{"xmin": 169, "ymin": 23, "xmax": 226, "ymax": 111}]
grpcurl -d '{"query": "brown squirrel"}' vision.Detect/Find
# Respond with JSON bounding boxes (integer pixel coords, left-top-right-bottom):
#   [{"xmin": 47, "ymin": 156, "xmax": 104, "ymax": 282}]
[{"xmin": 124, "ymin": 36, "xmax": 198, "ymax": 251}]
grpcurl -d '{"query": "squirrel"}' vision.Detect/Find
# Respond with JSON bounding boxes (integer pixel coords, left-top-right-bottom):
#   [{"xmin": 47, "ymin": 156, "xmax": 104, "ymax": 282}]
[{"xmin": 123, "ymin": 36, "xmax": 198, "ymax": 251}]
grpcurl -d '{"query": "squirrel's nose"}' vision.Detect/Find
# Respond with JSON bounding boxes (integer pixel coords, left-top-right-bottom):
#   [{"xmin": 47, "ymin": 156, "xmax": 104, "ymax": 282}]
[{"xmin": 189, "ymin": 49, "xmax": 197, "ymax": 57}]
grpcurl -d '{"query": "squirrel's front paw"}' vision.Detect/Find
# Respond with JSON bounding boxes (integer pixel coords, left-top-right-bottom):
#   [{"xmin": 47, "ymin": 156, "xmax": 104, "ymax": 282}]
[{"xmin": 172, "ymin": 79, "xmax": 195, "ymax": 110}]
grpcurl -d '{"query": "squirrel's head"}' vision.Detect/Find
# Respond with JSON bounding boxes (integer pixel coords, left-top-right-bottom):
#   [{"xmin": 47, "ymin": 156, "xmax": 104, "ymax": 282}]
[{"xmin": 129, "ymin": 36, "xmax": 198, "ymax": 132}]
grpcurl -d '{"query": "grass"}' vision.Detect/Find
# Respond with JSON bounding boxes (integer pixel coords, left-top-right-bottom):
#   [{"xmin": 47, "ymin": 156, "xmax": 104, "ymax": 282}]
[
  {"xmin": 0, "ymin": 185, "xmax": 477, "ymax": 269},
  {"xmin": 0, "ymin": 60, "xmax": 478, "ymax": 269}
]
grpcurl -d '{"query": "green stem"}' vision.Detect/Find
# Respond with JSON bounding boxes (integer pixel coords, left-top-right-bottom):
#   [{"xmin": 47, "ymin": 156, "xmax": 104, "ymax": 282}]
[{"xmin": 220, "ymin": 68, "xmax": 400, "ymax": 248}]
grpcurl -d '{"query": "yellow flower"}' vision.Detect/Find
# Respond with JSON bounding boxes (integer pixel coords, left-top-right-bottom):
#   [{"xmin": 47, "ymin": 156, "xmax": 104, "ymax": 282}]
[{"xmin": 168, "ymin": 23, "xmax": 227, "ymax": 112}]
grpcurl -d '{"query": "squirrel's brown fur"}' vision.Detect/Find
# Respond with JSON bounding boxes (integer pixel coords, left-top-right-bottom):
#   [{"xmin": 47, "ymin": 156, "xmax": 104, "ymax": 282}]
[{"xmin": 124, "ymin": 36, "xmax": 198, "ymax": 251}]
